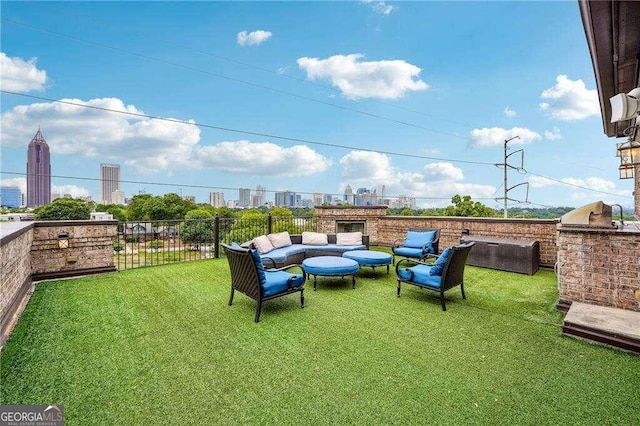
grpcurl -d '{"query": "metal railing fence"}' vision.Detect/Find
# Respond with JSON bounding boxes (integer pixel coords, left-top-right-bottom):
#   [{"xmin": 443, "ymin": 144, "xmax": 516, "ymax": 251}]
[{"xmin": 115, "ymin": 214, "xmax": 317, "ymax": 270}]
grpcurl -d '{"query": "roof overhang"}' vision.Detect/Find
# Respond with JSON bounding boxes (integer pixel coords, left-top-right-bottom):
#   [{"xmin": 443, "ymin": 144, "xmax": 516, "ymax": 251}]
[{"xmin": 579, "ymin": 0, "xmax": 640, "ymax": 137}]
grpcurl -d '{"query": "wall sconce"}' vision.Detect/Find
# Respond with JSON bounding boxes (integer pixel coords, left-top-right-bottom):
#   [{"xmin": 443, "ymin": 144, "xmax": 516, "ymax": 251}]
[
  {"xmin": 58, "ymin": 232, "xmax": 70, "ymax": 249},
  {"xmin": 616, "ymin": 126, "xmax": 639, "ymax": 179},
  {"xmin": 618, "ymin": 164, "xmax": 635, "ymax": 179}
]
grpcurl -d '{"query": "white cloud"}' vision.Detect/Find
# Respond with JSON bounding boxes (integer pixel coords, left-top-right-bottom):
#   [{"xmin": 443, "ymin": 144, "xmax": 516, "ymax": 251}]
[
  {"xmin": 469, "ymin": 127, "xmax": 541, "ymax": 147},
  {"xmin": 0, "ymin": 52, "xmax": 48, "ymax": 93},
  {"xmin": 52, "ymin": 185, "xmax": 91, "ymax": 199},
  {"xmin": 0, "ymin": 177, "xmax": 90, "ymax": 201},
  {"xmin": 0, "ymin": 97, "xmax": 201, "ymax": 174},
  {"xmin": 544, "ymin": 126, "xmax": 562, "ymax": 140},
  {"xmin": 237, "ymin": 30, "xmax": 272, "ymax": 46},
  {"xmin": 0, "ymin": 177, "xmax": 27, "ymax": 194},
  {"xmin": 539, "ymin": 75, "xmax": 599, "ymax": 121},
  {"xmin": 339, "ymin": 151, "xmax": 495, "ymax": 204},
  {"xmin": 528, "ymin": 175, "xmax": 617, "ymax": 192},
  {"xmin": 0, "ymin": 97, "xmax": 329, "ymax": 179},
  {"xmin": 297, "ymin": 54, "xmax": 428, "ymax": 99},
  {"xmin": 195, "ymin": 141, "xmax": 332, "ymax": 177},
  {"xmin": 362, "ymin": 1, "xmax": 396, "ymax": 15},
  {"xmin": 504, "ymin": 106, "xmax": 517, "ymax": 117}
]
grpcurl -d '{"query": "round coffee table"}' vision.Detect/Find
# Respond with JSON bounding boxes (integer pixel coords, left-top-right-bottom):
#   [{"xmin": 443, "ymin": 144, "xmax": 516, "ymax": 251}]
[
  {"xmin": 342, "ymin": 250, "xmax": 393, "ymax": 274},
  {"xmin": 302, "ymin": 256, "xmax": 360, "ymax": 290}
]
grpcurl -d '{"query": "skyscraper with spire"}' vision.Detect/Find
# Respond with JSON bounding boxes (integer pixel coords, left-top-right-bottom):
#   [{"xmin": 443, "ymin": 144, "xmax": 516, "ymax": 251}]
[{"xmin": 26, "ymin": 129, "xmax": 51, "ymax": 207}]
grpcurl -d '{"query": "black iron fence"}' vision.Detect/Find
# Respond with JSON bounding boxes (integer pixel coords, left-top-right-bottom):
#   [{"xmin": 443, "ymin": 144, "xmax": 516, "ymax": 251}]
[{"xmin": 115, "ymin": 214, "xmax": 317, "ymax": 270}]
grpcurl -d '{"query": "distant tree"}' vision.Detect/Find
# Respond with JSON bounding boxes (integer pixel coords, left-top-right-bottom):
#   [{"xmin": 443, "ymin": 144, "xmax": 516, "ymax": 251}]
[
  {"xmin": 444, "ymin": 195, "xmax": 495, "ymax": 217},
  {"xmin": 127, "ymin": 194, "xmax": 153, "ymax": 220},
  {"xmin": 215, "ymin": 206, "xmax": 236, "ymax": 218},
  {"xmin": 270, "ymin": 206, "xmax": 293, "ymax": 217},
  {"xmin": 181, "ymin": 209, "xmax": 215, "ymax": 248},
  {"xmin": 400, "ymin": 208, "xmax": 414, "ymax": 216},
  {"xmin": 35, "ymin": 198, "xmax": 91, "ymax": 220}
]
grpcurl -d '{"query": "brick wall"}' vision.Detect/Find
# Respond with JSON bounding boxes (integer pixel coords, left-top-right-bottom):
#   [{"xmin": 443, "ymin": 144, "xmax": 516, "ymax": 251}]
[
  {"xmin": 557, "ymin": 225, "xmax": 640, "ymax": 311},
  {"xmin": 1, "ymin": 223, "xmax": 34, "ymax": 338},
  {"xmin": 31, "ymin": 221, "xmax": 118, "ymax": 280},
  {"xmin": 315, "ymin": 207, "xmax": 558, "ymax": 266}
]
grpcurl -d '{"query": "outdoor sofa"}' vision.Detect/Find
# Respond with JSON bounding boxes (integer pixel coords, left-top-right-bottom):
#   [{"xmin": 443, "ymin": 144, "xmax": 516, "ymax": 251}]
[{"xmin": 244, "ymin": 231, "xmax": 369, "ymax": 268}]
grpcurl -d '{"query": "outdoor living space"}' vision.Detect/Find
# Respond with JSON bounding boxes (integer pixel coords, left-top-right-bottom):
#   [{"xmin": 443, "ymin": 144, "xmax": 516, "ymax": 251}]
[{"xmin": 1, "ymin": 257, "xmax": 639, "ymax": 424}]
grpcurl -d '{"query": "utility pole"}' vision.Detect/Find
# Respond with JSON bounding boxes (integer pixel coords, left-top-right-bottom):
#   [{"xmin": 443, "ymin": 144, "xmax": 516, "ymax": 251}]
[{"xmin": 495, "ymin": 136, "xmax": 529, "ymax": 218}]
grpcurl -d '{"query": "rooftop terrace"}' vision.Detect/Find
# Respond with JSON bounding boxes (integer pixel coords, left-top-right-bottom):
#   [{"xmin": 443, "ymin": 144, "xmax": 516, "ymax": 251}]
[{"xmin": 1, "ymin": 258, "xmax": 639, "ymax": 424}]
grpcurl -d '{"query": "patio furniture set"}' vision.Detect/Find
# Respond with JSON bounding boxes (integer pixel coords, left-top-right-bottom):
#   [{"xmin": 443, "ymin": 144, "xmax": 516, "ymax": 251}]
[{"xmin": 223, "ymin": 229, "xmax": 473, "ymax": 322}]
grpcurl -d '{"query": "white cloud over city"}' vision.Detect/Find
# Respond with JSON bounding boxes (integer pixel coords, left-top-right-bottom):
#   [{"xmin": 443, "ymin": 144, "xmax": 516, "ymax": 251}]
[
  {"xmin": 195, "ymin": 141, "xmax": 332, "ymax": 176},
  {"xmin": 237, "ymin": 30, "xmax": 272, "ymax": 46},
  {"xmin": 0, "ymin": 98, "xmax": 330, "ymax": 177},
  {"xmin": 339, "ymin": 151, "xmax": 495, "ymax": 204},
  {"xmin": 0, "ymin": 52, "xmax": 48, "ymax": 93},
  {"xmin": 539, "ymin": 75, "xmax": 599, "ymax": 121},
  {"xmin": 297, "ymin": 54, "xmax": 428, "ymax": 99},
  {"xmin": 0, "ymin": 177, "xmax": 90, "ymax": 199},
  {"xmin": 469, "ymin": 127, "xmax": 541, "ymax": 147}
]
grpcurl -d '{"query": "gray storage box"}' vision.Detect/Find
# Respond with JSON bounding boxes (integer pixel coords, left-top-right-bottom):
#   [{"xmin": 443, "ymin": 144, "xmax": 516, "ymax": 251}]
[{"xmin": 460, "ymin": 236, "xmax": 539, "ymax": 275}]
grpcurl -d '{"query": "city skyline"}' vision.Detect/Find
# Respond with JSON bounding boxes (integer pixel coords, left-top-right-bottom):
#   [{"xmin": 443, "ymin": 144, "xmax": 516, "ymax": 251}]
[{"xmin": 0, "ymin": 2, "xmax": 635, "ymax": 209}]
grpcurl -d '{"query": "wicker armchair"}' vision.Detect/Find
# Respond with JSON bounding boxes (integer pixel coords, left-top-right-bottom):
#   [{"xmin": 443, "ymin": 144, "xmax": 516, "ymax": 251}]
[
  {"xmin": 395, "ymin": 242, "xmax": 474, "ymax": 311},
  {"xmin": 391, "ymin": 228, "xmax": 440, "ymax": 264},
  {"xmin": 222, "ymin": 243, "xmax": 305, "ymax": 322}
]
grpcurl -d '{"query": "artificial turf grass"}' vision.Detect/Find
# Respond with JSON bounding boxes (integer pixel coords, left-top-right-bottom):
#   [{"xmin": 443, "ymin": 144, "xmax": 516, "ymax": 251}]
[{"xmin": 1, "ymin": 260, "xmax": 639, "ymax": 425}]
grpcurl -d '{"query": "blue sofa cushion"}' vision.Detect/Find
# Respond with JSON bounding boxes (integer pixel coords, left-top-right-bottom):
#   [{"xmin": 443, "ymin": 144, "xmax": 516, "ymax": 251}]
[
  {"xmin": 429, "ymin": 247, "xmax": 452, "ymax": 276},
  {"xmin": 250, "ymin": 249, "xmax": 267, "ymax": 285},
  {"xmin": 404, "ymin": 231, "xmax": 436, "ymax": 249},
  {"xmin": 262, "ymin": 270, "xmax": 304, "ymax": 297},
  {"xmin": 397, "ymin": 264, "xmax": 442, "ymax": 288},
  {"xmin": 393, "ymin": 247, "xmax": 424, "ymax": 259}
]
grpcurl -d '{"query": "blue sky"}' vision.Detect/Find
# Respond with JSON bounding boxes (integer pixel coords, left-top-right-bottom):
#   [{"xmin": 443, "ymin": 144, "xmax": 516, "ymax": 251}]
[{"xmin": 0, "ymin": 1, "xmax": 634, "ymax": 209}]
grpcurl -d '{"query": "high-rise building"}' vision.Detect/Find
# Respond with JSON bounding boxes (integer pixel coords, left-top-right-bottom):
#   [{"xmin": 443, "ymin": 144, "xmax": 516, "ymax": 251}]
[
  {"xmin": 344, "ymin": 185, "xmax": 354, "ymax": 204},
  {"xmin": 111, "ymin": 190, "xmax": 125, "ymax": 205},
  {"xmin": 26, "ymin": 129, "xmax": 51, "ymax": 207},
  {"xmin": 312, "ymin": 193, "xmax": 323, "ymax": 206},
  {"xmin": 100, "ymin": 163, "xmax": 121, "ymax": 204},
  {"xmin": 253, "ymin": 185, "xmax": 266, "ymax": 207},
  {"xmin": 239, "ymin": 188, "xmax": 251, "ymax": 208},
  {"xmin": 275, "ymin": 190, "xmax": 297, "ymax": 207},
  {"xmin": 209, "ymin": 192, "xmax": 225, "ymax": 207},
  {"xmin": 182, "ymin": 195, "xmax": 196, "ymax": 203},
  {"xmin": 1, "ymin": 187, "xmax": 22, "ymax": 208}
]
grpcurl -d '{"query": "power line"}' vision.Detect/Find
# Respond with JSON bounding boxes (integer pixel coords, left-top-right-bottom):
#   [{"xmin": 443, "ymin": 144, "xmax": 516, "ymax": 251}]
[
  {"xmin": 2, "ymin": 90, "xmax": 632, "ymax": 200},
  {"xmin": 1, "ymin": 90, "xmax": 494, "ymax": 166},
  {"xmin": 1, "ymin": 17, "xmax": 471, "ymax": 142}
]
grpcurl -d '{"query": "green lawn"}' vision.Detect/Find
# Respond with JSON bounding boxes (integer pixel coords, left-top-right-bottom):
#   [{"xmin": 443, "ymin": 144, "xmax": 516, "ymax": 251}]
[{"xmin": 1, "ymin": 255, "xmax": 639, "ymax": 425}]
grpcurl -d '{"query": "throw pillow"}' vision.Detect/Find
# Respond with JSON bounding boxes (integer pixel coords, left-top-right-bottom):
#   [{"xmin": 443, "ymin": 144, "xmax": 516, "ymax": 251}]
[
  {"xmin": 267, "ymin": 231, "xmax": 292, "ymax": 248},
  {"xmin": 253, "ymin": 235, "xmax": 274, "ymax": 254},
  {"xmin": 429, "ymin": 247, "xmax": 452, "ymax": 276},
  {"xmin": 336, "ymin": 231, "xmax": 362, "ymax": 246},
  {"xmin": 302, "ymin": 231, "xmax": 328, "ymax": 245},
  {"xmin": 405, "ymin": 231, "xmax": 436, "ymax": 249},
  {"xmin": 250, "ymin": 249, "xmax": 267, "ymax": 285}
]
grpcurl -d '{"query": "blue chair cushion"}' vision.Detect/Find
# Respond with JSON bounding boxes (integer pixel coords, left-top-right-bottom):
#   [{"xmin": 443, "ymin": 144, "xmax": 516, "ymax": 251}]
[
  {"xmin": 393, "ymin": 247, "xmax": 424, "ymax": 259},
  {"xmin": 429, "ymin": 247, "xmax": 452, "ymax": 276},
  {"xmin": 397, "ymin": 264, "xmax": 442, "ymax": 288},
  {"xmin": 404, "ymin": 231, "xmax": 436, "ymax": 249},
  {"xmin": 250, "ymin": 249, "xmax": 267, "ymax": 285},
  {"xmin": 262, "ymin": 271, "xmax": 305, "ymax": 297}
]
